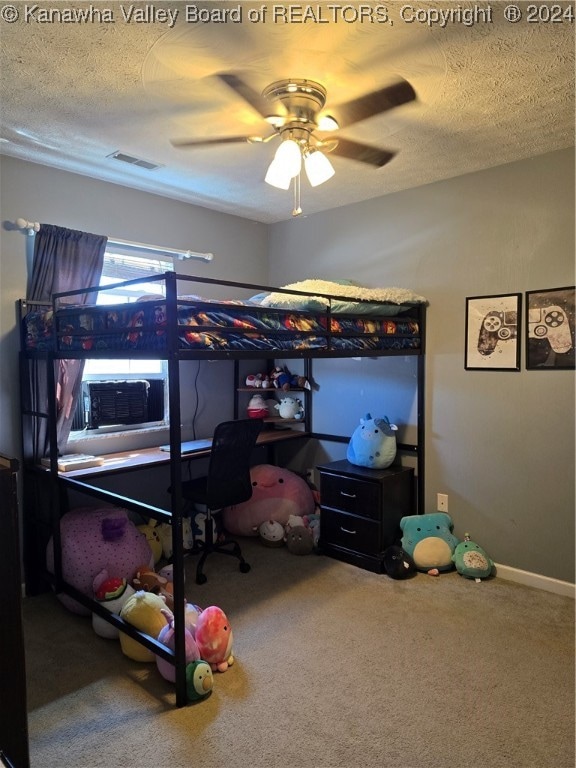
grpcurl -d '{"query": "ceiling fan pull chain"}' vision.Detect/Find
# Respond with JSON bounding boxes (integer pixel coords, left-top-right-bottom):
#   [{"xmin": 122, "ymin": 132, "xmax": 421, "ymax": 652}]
[{"xmin": 292, "ymin": 172, "xmax": 303, "ymax": 217}]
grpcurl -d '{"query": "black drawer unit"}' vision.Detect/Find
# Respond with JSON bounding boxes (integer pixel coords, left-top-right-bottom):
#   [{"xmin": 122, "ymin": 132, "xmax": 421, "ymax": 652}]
[{"xmin": 317, "ymin": 460, "xmax": 415, "ymax": 573}]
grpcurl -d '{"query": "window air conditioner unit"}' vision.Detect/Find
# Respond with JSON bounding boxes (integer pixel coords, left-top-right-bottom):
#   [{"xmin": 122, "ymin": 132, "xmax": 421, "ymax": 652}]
[{"xmin": 83, "ymin": 380, "xmax": 163, "ymax": 429}]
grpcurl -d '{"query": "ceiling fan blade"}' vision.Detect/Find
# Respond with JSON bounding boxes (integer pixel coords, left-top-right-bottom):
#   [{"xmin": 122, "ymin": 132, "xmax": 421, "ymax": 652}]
[
  {"xmin": 328, "ymin": 138, "xmax": 396, "ymax": 168},
  {"xmin": 171, "ymin": 136, "xmax": 252, "ymax": 148},
  {"xmin": 329, "ymin": 79, "xmax": 416, "ymax": 129},
  {"xmin": 217, "ymin": 73, "xmax": 276, "ymax": 119}
]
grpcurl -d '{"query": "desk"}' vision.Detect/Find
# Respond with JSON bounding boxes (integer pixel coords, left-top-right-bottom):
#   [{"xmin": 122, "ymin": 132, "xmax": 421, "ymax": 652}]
[{"xmin": 57, "ymin": 428, "xmax": 308, "ymax": 479}]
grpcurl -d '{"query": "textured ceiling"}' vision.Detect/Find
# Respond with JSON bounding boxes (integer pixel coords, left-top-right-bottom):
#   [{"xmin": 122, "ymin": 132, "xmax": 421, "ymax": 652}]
[{"xmin": 0, "ymin": 1, "xmax": 574, "ymax": 223}]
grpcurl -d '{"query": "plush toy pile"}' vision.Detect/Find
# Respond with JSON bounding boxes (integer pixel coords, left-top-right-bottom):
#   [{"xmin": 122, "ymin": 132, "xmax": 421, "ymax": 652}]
[
  {"xmin": 399, "ymin": 513, "xmax": 494, "ymax": 580},
  {"xmin": 47, "ymin": 505, "xmax": 239, "ymax": 703},
  {"xmin": 221, "ymin": 464, "xmax": 316, "ymax": 536}
]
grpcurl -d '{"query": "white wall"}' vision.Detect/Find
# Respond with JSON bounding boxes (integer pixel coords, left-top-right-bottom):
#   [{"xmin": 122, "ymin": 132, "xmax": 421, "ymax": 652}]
[{"xmin": 267, "ymin": 148, "xmax": 575, "ymax": 582}]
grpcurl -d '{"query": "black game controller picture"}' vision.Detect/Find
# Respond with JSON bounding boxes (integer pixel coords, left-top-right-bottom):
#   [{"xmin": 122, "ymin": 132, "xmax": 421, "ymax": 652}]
[
  {"xmin": 477, "ymin": 310, "xmax": 518, "ymax": 356},
  {"xmin": 528, "ymin": 306, "xmax": 572, "ymax": 354}
]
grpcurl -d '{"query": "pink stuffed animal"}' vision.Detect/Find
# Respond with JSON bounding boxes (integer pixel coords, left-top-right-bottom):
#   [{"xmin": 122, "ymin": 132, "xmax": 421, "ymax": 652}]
[
  {"xmin": 221, "ymin": 464, "xmax": 315, "ymax": 536},
  {"xmin": 194, "ymin": 606, "xmax": 234, "ymax": 672}
]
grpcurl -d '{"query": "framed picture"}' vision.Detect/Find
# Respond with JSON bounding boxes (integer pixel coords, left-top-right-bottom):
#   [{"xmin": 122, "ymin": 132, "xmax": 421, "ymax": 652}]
[
  {"xmin": 526, "ymin": 286, "xmax": 575, "ymax": 370},
  {"xmin": 465, "ymin": 293, "xmax": 521, "ymax": 371}
]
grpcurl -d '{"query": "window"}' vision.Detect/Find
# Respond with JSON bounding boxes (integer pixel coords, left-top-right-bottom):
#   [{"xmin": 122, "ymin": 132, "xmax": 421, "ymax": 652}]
[{"xmin": 71, "ymin": 248, "xmax": 173, "ymax": 434}]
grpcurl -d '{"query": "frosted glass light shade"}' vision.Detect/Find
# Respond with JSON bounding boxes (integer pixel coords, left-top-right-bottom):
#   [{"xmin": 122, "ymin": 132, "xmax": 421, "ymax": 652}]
[
  {"xmin": 304, "ymin": 149, "xmax": 335, "ymax": 187},
  {"xmin": 264, "ymin": 160, "xmax": 292, "ymax": 190},
  {"xmin": 273, "ymin": 138, "xmax": 302, "ymax": 178}
]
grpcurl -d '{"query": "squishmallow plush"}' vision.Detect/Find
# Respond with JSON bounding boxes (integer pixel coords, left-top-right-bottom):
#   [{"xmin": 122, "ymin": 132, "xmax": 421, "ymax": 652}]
[
  {"xmin": 194, "ymin": 606, "xmax": 234, "ymax": 672},
  {"xmin": 119, "ymin": 591, "xmax": 172, "ymax": 662},
  {"xmin": 156, "ymin": 610, "xmax": 201, "ymax": 683},
  {"xmin": 347, "ymin": 413, "xmax": 398, "ymax": 469},
  {"xmin": 382, "ymin": 545, "xmax": 416, "ymax": 579},
  {"xmin": 452, "ymin": 533, "xmax": 494, "ymax": 580},
  {"xmin": 46, "ymin": 506, "xmax": 154, "ymax": 615},
  {"xmin": 400, "ymin": 513, "xmax": 459, "ymax": 572},
  {"xmin": 186, "ymin": 660, "xmax": 214, "ymax": 702},
  {"xmin": 221, "ymin": 464, "xmax": 315, "ymax": 536}
]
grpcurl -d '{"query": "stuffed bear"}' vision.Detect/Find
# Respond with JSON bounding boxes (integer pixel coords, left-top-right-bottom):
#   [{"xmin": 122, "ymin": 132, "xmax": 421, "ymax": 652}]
[
  {"xmin": 347, "ymin": 413, "xmax": 398, "ymax": 469},
  {"xmin": 452, "ymin": 533, "xmax": 494, "ymax": 580},
  {"xmin": 400, "ymin": 513, "xmax": 459, "ymax": 572}
]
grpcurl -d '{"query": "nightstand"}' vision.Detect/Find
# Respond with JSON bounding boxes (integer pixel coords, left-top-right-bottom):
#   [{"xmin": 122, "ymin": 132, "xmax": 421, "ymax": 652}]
[{"xmin": 317, "ymin": 459, "xmax": 415, "ymax": 573}]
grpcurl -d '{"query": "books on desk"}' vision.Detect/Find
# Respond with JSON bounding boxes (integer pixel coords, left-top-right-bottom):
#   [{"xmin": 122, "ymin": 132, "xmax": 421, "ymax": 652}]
[
  {"xmin": 159, "ymin": 439, "xmax": 213, "ymax": 454},
  {"xmin": 41, "ymin": 454, "xmax": 105, "ymax": 472}
]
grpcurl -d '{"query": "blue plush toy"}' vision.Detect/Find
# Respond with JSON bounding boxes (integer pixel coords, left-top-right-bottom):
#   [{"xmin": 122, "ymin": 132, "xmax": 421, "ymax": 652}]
[
  {"xmin": 400, "ymin": 512, "xmax": 459, "ymax": 572},
  {"xmin": 346, "ymin": 413, "xmax": 398, "ymax": 469}
]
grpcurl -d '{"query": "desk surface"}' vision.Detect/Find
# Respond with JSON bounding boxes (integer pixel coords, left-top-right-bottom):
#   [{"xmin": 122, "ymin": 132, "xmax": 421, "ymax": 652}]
[{"xmin": 57, "ymin": 428, "xmax": 308, "ymax": 479}]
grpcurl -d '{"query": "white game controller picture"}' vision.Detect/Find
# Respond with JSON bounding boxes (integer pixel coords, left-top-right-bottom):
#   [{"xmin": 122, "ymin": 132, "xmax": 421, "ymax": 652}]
[{"xmin": 528, "ymin": 305, "xmax": 572, "ymax": 354}]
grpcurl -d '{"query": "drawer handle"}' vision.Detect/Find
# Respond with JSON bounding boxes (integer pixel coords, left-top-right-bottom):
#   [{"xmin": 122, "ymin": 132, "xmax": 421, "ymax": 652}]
[
  {"xmin": 340, "ymin": 491, "xmax": 357, "ymax": 498},
  {"xmin": 340, "ymin": 526, "xmax": 357, "ymax": 535}
]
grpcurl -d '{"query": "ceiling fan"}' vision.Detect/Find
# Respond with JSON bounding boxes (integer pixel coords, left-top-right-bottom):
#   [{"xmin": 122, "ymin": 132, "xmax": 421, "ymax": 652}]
[{"xmin": 171, "ymin": 73, "xmax": 416, "ymax": 213}]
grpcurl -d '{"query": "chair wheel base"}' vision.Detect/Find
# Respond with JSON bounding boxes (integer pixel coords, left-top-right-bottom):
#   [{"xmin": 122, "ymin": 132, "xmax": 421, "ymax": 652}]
[{"xmin": 239, "ymin": 562, "xmax": 251, "ymax": 574}]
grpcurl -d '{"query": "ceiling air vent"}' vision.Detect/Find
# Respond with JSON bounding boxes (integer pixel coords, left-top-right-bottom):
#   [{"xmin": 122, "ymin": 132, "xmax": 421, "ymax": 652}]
[{"xmin": 107, "ymin": 151, "xmax": 162, "ymax": 170}]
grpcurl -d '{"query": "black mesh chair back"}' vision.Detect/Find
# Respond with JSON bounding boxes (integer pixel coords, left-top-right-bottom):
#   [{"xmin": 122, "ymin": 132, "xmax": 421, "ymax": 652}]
[
  {"xmin": 180, "ymin": 418, "xmax": 263, "ymax": 584},
  {"xmin": 204, "ymin": 419, "xmax": 263, "ymax": 510}
]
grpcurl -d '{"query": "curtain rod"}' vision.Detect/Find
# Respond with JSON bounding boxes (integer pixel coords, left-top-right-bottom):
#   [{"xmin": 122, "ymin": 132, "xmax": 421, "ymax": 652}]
[
  {"xmin": 107, "ymin": 237, "xmax": 214, "ymax": 262},
  {"xmin": 14, "ymin": 220, "xmax": 214, "ymax": 262}
]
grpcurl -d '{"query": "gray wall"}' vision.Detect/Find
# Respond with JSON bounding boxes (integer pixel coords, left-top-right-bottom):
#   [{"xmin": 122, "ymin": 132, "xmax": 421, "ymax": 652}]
[
  {"xmin": 1, "ymin": 149, "xmax": 574, "ymax": 582},
  {"xmin": 268, "ymin": 148, "xmax": 575, "ymax": 582},
  {"xmin": 0, "ymin": 155, "xmax": 269, "ymax": 457}
]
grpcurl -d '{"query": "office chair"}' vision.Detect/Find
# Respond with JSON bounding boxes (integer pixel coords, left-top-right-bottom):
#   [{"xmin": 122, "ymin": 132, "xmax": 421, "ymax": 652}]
[{"xmin": 180, "ymin": 418, "xmax": 263, "ymax": 585}]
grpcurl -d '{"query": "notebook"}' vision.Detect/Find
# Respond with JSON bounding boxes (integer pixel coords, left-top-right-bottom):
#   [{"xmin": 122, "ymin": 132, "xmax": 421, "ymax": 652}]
[{"xmin": 159, "ymin": 438, "xmax": 213, "ymax": 454}]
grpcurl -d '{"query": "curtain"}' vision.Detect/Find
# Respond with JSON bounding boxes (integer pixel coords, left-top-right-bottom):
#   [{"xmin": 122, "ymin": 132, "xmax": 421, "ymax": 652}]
[{"xmin": 25, "ymin": 224, "xmax": 107, "ymax": 460}]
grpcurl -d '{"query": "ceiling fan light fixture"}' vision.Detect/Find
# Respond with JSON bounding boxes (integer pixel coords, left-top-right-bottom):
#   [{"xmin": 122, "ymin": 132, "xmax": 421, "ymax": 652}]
[
  {"xmin": 304, "ymin": 148, "xmax": 335, "ymax": 187},
  {"xmin": 317, "ymin": 115, "xmax": 339, "ymax": 131},
  {"xmin": 272, "ymin": 137, "xmax": 302, "ymax": 178},
  {"xmin": 264, "ymin": 160, "xmax": 292, "ymax": 190}
]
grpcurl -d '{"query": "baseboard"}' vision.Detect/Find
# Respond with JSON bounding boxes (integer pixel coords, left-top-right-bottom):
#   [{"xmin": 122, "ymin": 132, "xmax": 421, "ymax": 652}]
[{"xmin": 495, "ymin": 563, "xmax": 575, "ymax": 598}]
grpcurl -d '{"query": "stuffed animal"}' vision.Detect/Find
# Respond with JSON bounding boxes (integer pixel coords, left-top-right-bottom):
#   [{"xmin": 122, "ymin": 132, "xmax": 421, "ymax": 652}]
[
  {"xmin": 119, "ymin": 591, "xmax": 172, "ymax": 662},
  {"xmin": 274, "ymin": 396, "xmax": 304, "ymax": 420},
  {"xmin": 400, "ymin": 513, "xmax": 459, "ymax": 572},
  {"xmin": 132, "ymin": 565, "xmax": 174, "ymax": 611},
  {"xmin": 155, "ymin": 610, "xmax": 201, "ymax": 683},
  {"xmin": 221, "ymin": 464, "xmax": 315, "ymax": 536},
  {"xmin": 257, "ymin": 519, "xmax": 285, "ymax": 547},
  {"xmin": 194, "ymin": 606, "xmax": 234, "ymax": 672},
  {"xmin": 46, "ymin": 506, "xmax": 154, "ymax": 615},
  {"xmin": 158, "ymin": 517, "xmax": 194, "ymax": 559},
  {"xmin": 452, "ymin": 533, "xmax": 494, "ymax": 580},
  {"xmin": 186, "ymin": 660, "xmax": 214, "ymax": 702},
  {"xmin": 247, "ymin": 393, "xmax": 269, "ymax": 419},
  {"xmin": 382, "ymin": 545, "xmax": 416, "ymax": 579},
  {"xmin": 347, "ymin": 413, "xmax": 398, "ymax": 469},
  {"xmin": 270, "ymin": 366, "xmax": 310, "ymax": 391},
  {"xmin": 136, "ymin": 519, "xmax": 163, "ymax": 564},
  {"xmin": 285, "ymin": 524, "xmax": 314, "ymax": 555},
  {"xmin": 92, "ymin": 570, "xmax": 136, "ymax": 639}
]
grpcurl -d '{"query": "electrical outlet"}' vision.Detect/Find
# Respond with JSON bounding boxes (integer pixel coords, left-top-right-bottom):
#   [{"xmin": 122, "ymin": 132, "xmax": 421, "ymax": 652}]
[
  {"xmin": 306, "ymin": 467, "xmax": 316, "ymax": 484},
  {"xmin": 437, "ymin": 493, "xmax": 449, "ymax": 513}
]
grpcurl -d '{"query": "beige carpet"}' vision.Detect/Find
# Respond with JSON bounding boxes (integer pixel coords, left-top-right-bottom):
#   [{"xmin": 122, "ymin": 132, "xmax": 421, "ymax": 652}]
[{"xmin": 23, "ymin": 538, "xmax": 575, "ymax": 768}]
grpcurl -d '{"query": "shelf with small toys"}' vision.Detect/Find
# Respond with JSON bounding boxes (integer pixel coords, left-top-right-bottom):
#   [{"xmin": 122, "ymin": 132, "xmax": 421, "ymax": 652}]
[{"xmin": 234, "ymin": 361, "xmax": 313, "ymax": 431}]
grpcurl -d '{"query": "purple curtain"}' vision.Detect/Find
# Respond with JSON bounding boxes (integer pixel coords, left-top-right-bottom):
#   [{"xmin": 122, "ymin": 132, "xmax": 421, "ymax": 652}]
[{"xmin": 25, "ymin": 224, "xmax": 107, "ymax": 460}]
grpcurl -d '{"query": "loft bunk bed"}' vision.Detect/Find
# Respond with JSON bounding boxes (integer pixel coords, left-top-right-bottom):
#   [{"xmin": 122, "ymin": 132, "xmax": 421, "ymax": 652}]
[{"xmin": 19, "ymin": 272, "xmax": 427, "ymax": 707}]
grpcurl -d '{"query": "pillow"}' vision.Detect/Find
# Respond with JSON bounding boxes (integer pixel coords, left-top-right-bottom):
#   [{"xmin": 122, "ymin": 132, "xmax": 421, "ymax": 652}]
[{"xmin": 256, "ymin": 279, "xmax": 427, "ymax": 314}]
